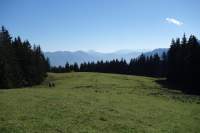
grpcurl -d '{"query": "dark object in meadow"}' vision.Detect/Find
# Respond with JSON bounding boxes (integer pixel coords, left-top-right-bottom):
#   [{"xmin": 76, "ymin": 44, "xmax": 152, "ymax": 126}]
[
  {"xmin": 48, "ymin": 83, "xmax": 52, "ymax": 87},
  {"xmin": 48, "ymin": 82, "xmax": 55, "ymax": 88},
  {"xmin": 52, "ymin": 83, "xmax": 55, "ymax": 87}
]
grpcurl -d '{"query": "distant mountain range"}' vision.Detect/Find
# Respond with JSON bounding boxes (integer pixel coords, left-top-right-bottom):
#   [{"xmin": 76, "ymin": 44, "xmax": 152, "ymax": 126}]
[
  {"xmin": 45, "ymin": 48, "xmax": 168, "ymax": 66},
  {"xmin": 143, "ymin": 48, "xmax": 168, "ymax": 57}
]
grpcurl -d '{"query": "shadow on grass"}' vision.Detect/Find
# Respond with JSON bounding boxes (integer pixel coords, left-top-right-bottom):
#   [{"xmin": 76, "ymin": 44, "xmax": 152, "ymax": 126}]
[{"xmin": 155, "ymin": 79, "xmax": 200, "ymax": 96}]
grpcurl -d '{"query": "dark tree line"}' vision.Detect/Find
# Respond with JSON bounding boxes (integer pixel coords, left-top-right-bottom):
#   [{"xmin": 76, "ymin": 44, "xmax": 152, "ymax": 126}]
[
  {"xmin": 79, "ymin": 59, "xmax": 128, "ymax": 74},
  {"xmin": 51, "ymin": 34, "xmax": 200, "ymax": 94},
  {"xmin": 167, "ymin": 34, "xmax": 200, "ymax": 94},
  {"xmin": 51, "ymin": 55, "xmax": 166, "ymax": 77},
  {"xmin": 128, "ymin": 53, "xmax": 167, "ymax": 77},
  {"xmin": 0, "ymin": 26, "xmax": 50, "ymax": 89},
  {"xmin": 50, "ymin": 62, "xmax": 79, "ymax": 73}
]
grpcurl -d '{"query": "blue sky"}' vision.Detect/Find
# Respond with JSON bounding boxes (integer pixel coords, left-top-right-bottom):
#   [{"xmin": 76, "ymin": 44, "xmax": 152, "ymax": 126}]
[{"xmin": 1, "ymin": 0, "xmax": 200, "ymax": 52}]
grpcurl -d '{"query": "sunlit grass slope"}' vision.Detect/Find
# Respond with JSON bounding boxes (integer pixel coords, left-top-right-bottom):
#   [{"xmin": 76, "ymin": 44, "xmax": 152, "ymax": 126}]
[{"xmin": 0, "ymin": 72, "xmax": 200, "ymax": 133}]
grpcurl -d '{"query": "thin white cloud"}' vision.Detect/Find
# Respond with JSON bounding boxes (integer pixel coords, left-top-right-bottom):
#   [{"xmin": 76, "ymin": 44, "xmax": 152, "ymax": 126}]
[{"xmin": 166, "ymin": 18, "xmax": 183, "ymax": 26}]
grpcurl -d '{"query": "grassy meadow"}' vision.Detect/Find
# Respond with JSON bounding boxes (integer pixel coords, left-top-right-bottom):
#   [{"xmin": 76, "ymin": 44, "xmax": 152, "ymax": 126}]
[{"xmin": 0, "ymin": 72, "xmax": 200, "ymax": 133}]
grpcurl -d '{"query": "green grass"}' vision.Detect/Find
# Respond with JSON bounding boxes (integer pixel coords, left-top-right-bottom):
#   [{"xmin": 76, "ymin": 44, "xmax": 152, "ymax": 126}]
[{"xmin": 0, "ymin": 72, "xmax": 200, "ymax": 133}]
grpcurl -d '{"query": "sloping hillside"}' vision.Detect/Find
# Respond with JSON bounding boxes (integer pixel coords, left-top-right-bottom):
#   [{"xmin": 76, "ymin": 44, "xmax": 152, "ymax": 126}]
[{"xmin": 0, "ymin": 72, "xmax": 200, "ymax": 133}]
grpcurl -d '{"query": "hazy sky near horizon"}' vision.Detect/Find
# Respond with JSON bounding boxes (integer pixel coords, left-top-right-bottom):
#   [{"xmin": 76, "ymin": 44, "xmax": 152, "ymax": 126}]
[{"xmin": 1, "ymin": 0, "xmax": 200, "ymax": 52}]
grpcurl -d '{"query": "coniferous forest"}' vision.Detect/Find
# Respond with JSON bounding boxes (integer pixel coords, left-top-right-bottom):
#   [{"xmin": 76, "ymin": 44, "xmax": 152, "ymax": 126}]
[
  {"xmin": 0, "ymin": 26, "xmax": 50, "ymax": 88},
  {"xmin": 51, "ymin": 34, "xmax": 200, "ymax": 94},
  {"xmin": 1, "ymin": 26, "xmax": 200, "ymax": 94}
]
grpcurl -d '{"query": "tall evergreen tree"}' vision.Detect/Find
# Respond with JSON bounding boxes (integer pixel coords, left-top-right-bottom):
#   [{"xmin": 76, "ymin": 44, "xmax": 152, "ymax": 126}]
[{"xmin": 0, "ymin": 26, "xmax": 49, "ymax": 89}]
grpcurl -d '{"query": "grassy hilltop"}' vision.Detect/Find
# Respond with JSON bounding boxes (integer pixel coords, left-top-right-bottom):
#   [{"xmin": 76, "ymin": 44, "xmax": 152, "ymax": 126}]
[{"xmin": 0, "ymin": 72, "xmax": 200, "ymax": 133}]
